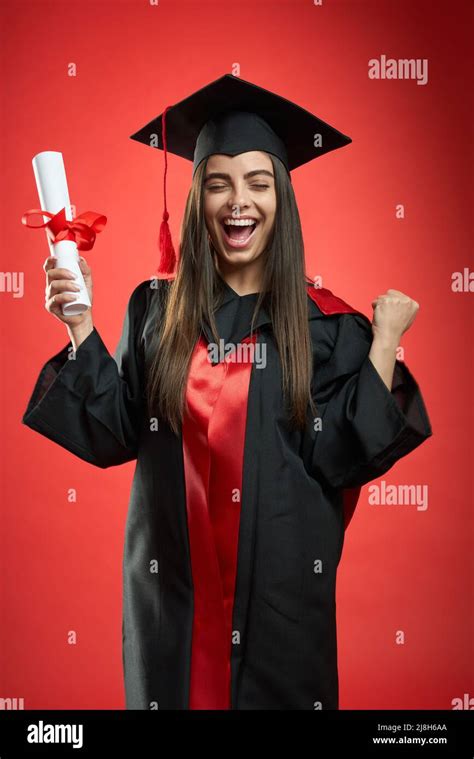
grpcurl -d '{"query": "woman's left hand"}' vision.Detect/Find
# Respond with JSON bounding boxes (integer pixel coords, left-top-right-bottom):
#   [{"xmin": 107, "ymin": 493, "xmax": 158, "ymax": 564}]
[{"xmin": 371, "ymin": 289, "xmax": 419, "ymax": 345}]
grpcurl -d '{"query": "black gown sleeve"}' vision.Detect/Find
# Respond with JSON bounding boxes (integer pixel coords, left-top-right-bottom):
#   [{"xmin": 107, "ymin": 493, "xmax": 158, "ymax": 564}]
[
  {"xmin": 310, "ymin": 312, "xmax": 433, "ymax": 490},
  {"xmin": 21, "ymin": 279, "xmax": 151, "ymax": 469}
]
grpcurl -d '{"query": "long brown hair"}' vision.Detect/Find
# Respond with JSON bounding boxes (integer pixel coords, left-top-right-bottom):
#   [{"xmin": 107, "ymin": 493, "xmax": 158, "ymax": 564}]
[{"xmin": 146, "ymin": 153, "xmax": 317, "ymax": 436}]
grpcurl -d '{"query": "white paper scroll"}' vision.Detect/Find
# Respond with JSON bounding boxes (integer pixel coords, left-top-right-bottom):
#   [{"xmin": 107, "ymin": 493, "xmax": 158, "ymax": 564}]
[{"xmin": 32, "ymin": 151, "xmax": 91, "ymax": 316}]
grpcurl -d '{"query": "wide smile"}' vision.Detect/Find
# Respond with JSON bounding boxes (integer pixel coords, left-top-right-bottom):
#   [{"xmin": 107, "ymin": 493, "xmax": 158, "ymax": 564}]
[{"xmin": 219, "ymin": 219, "xmax": 260, "ymax": 250}]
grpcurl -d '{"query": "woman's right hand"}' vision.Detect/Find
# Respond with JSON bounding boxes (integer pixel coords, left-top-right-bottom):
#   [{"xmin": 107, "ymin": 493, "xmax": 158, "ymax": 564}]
[{"xmin": 43, "ymin": 255, "xmax": 93, "ymax": 328}]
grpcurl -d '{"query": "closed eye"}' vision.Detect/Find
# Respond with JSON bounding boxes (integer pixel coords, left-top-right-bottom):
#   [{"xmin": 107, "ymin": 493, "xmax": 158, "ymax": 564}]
[{"xmin": 206, "ymin": 184, "xmax": 270, "ymax": 191}]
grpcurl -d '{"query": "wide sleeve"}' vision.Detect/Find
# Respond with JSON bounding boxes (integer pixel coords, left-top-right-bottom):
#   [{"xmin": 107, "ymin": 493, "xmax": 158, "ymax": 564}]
[
  {"xmin": 21, "ymin": 279, "xmax": 151, "ymax": 469},
  {"xmin": 309, "ymin": 312, "xmax": 433, "ymax": 490}
]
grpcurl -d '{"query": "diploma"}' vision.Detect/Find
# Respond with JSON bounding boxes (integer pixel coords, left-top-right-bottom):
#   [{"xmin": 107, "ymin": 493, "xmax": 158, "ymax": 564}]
[{"xmin": 31, "ymin": 151, "xmax": 91, "ymax": 316}]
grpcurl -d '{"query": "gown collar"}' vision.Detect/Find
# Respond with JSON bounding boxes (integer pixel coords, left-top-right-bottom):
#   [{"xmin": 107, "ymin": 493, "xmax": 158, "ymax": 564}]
[
  {"xmin": 165, "ymin": 274, "xmax": 369, "ymax": 357},
  {"xmin": 216, "ymin": 275, "xmax": 367, "ymax": 322}
]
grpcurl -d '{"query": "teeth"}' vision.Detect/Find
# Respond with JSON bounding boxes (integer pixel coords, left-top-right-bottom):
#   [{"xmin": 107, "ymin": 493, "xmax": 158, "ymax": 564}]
[{"xmin": 223, "ymin": 218, "xmax": 257, "ymax": 226}]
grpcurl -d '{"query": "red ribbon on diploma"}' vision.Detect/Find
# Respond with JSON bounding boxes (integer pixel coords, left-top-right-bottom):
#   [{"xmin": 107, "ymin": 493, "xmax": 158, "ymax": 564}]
[{"xmin": 21, "ymin": 206, "xmax": 107, "ymax": 251}]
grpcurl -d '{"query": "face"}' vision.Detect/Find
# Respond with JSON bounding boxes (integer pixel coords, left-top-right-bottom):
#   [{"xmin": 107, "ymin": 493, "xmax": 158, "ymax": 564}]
[{"xmin": 203, "ymin": 151, "xmax": 276, "ymax": 271}]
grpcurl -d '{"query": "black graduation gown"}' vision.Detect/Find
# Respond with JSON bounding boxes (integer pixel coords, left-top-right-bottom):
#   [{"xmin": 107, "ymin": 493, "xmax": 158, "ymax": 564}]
[{"xmin": 21, "ymin": 276, "xmax": 433, "ymax": 709}]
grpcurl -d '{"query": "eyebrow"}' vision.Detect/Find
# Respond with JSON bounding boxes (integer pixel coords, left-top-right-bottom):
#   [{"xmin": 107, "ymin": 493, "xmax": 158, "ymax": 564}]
[{"xmin": 204, "ymin": 170, "xmax": 274, "ymax": 183}]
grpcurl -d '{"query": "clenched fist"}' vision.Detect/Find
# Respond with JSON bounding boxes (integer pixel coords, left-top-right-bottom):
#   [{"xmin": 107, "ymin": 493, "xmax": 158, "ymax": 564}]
[{"xmin": 371, "ymin": 289, "xmax": 419, "ymax": 345}]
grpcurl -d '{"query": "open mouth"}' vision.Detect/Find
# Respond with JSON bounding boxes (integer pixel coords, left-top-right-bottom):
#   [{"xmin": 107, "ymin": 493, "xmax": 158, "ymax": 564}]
[{"xmin": 220, "ymin": 219, "xmax": 259, "ymax": 248}]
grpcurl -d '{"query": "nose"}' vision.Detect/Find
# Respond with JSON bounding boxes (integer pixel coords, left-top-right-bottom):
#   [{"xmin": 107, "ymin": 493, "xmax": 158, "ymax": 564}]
[{"xmin": 227, "ymin": 182, "xmax": 251, "ymax": 214}]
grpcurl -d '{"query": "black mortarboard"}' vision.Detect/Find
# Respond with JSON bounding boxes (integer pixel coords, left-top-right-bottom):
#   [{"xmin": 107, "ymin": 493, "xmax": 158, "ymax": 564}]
[{"xmin": 130, "ymin": 73, "xmax": 352, "ymax": 276}]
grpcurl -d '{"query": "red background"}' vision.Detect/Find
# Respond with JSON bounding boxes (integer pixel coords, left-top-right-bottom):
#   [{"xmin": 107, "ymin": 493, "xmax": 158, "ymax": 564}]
[{"xmin": 1, "ymin": 0, "xmax": 472, "ymax": 709}]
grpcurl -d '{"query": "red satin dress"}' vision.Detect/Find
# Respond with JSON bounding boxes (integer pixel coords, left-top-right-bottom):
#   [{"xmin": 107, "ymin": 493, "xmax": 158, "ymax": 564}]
[{"xmin": 181, "ymin": 288, "xmax": 260, "ymax": 709}]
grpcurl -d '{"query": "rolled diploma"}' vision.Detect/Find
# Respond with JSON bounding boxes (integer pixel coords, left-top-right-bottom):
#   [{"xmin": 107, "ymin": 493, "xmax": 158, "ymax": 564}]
[{"xmin": 32, "ymin": 151, "xmax": 91, "ymax": 316}]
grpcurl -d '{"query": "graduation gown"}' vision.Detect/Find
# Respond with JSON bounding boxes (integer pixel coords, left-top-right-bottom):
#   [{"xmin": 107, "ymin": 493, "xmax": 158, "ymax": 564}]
[{"xmin": 21, "ymin": 276, "xmax": 433, "ymax": 709}]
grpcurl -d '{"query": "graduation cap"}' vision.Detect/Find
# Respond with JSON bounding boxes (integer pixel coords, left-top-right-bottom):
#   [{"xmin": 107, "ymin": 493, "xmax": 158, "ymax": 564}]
[{"xmin": 130, "ymin": 73, "xmax": 352, "ymax": 276}]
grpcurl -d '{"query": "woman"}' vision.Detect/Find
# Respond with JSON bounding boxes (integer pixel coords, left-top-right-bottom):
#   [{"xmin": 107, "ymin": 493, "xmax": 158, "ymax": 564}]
[{"xmin": 22, "ymin": 74, "xmax": 433, "ymax": 710}]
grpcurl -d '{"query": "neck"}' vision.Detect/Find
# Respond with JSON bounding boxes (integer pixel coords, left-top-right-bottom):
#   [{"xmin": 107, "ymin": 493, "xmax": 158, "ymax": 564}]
[{"xmin": 215, "ymin": 257, "xmax": 264, "ymax": 297}]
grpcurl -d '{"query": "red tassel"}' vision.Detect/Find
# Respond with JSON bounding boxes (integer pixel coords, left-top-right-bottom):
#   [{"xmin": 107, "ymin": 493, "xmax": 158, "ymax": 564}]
[
  {"xmin": 158, "ymin": 209, "xmax": 176, "ymax": 275},
  {"xmin": 157, "ymin": 105, "xmax": 177, "ymax": 277}
]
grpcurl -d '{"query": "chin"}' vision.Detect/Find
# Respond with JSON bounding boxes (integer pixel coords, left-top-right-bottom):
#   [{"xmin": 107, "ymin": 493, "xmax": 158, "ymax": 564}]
[{"xmin": 215, "ymin": 247, "xmax": 263, "ymax": 267}]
